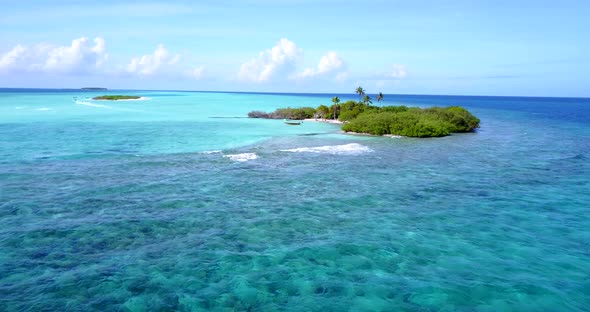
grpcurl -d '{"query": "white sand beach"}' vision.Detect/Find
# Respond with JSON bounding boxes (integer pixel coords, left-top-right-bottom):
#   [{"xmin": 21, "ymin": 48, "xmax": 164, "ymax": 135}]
[{"xmin": 303, "ymin": 118, "xmax": 343, "ymax": 124}]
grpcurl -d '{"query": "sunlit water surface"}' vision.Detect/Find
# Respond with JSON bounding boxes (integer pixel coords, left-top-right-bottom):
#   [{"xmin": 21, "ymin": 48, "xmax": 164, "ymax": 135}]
[{"xmin": 1, "ymin": 90, "xmax": 589, "ymax": 311}]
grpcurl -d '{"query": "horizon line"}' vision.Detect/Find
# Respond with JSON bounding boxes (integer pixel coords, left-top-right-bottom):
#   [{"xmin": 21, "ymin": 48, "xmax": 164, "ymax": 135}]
[{"xmin": 0, "ymin": 87, "xmax": 588, "ymax": 100}]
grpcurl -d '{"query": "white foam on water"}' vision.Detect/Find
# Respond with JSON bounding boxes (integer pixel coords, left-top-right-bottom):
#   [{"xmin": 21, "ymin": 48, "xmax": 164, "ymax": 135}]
[
  {"xmin": 280, "ymin": 143, "xmax": 372, "ymax": 155},
  {"xmin": 37, "ymin": 107, "xmax": 52, "ymax": 111},
  {"xmin": 201, "ymin": 150, "xmax": 222, "ymax": 154},
  {"xmin": 121, "ymin": 97, "xmax": 150, "ymax": 101},
  {"xmin": 15, "ymin": 106, "xmax": 25, "ymax": 109},
  {"xmin": 223, "ymin": 153, "xmax": 258, "ymax": 162},
  {"xmin": 75, "ymin": 100, "xmax": 111, "ymax": 108}
]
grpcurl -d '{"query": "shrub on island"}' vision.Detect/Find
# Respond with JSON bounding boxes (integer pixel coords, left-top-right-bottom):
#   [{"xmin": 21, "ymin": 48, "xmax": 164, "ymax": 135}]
[
  {"xmin": 93, "ymin": 95, "xmax": 141, "ymax": 100},
  {"xmin": 247, "ymin": 107, "xmax": 316, "ymax": 120},
  {"xmin": 337, "ymin": 100, "xmax": 381, "ymax": 121},
  {"xmin": 342, "ymin": 106, "xmax": 479, "ymax": 137}
]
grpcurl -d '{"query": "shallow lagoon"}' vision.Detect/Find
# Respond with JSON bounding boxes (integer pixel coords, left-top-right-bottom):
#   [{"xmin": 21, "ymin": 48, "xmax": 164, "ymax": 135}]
[{"xmin": 1, "ymin": 90, "xmax": 589, "ymax": 311}]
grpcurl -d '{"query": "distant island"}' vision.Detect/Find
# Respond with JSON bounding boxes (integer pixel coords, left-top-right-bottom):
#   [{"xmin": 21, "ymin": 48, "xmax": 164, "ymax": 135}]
[
  {"xmin": 248, "ymin": 87, "xmax": 480, "ymax": 138},
  {"xmin": 81, "ymin": 87, "xmax": 108, "ymax": 91},
  {"xmin": 93, "ymin": 95, "xmax": 141, "ymax": 101}
]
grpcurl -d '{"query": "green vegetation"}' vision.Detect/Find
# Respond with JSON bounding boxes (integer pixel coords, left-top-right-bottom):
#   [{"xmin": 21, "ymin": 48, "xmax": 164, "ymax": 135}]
[
  {"xmin": 377, "ymin": 92, "xmax": 384, "ymax": 103},
  {"xmin": 82, "ymin": 87, "xmax": 107, "ymax": 91},
  {"xmin": 316, "ymin": 105, "xmax": 329, "ymax": 119},
  {"xmin": 248, "ymin": 87, "xmax": 480, "ymax": 137},
  {"xmin": 331, "ymin": 96, "xmax": 340, "ymax": 120},
  {"xmin": 337, "ymin": 100, "xmax": 375, "ymax": 121},
  {"xmin": 342, "ymin": 106, "xmax": 480, "ymax": 137},
  {"xmin": 355, "ymin": 86, "xmax": 365, "ymax": 100},
  {"xmin": 93, "ymin": 95, "xmax": 141, "ymax": 100},
  {"xmin": 248, "ymin": 107, "xmax": 316, "ymax": 120}
]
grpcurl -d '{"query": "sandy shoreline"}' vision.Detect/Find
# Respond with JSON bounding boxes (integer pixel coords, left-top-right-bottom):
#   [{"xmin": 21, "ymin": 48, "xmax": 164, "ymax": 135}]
[
  {"xmin": 303, "ymin": 118, "xmax": 343, "ymax": 124},
  {"xmin": 301, "ymin": 119, "xmax": 404, "ymax": 138},
  {"xmin": 93, "ymin": 97, "xmax": 150, "ymax": 101}
]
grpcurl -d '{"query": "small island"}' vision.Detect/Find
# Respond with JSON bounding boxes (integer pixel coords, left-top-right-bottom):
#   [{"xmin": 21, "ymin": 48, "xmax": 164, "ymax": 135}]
[
  {"xmin": 92, "ymin": 95, "xmax": 141, "ymax": 101},
  {"xmin": 248, "ymin": 87, "xmax": 480, "ymax": 138},
  {"xmin": 81, "ymin": 87, "xmax": 108, "ymax": 91}
]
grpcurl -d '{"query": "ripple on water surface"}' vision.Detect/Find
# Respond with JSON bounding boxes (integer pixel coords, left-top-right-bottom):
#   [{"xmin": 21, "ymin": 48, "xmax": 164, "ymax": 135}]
[{"xmin": 1, "ymin": 92, "xmax": 589, "ymax": 311}]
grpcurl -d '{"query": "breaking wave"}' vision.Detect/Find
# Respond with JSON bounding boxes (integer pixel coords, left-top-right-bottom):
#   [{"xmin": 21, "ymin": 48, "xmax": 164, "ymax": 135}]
[
  {"xmin": 280, "ymin": 143, "xmax": 372, "ymax": 155},
  {"xmin": 201, "ymin": 150, "xmax": 222, "ymax": 154},
  {"xmin": 223, "ymin": 153, "xmax": 258, "ymax": 162}
]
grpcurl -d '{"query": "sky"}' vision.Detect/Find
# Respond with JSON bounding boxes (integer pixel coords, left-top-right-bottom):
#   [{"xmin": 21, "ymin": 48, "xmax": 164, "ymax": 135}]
[{"xmin": 0, "ymin": 0, "xmax": 589, "ymax": 97}]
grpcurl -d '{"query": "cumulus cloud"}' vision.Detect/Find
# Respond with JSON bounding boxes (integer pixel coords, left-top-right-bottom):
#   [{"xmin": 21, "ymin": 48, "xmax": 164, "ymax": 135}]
[
  {"xmin": 0, "ymin": 45, "xmax": 27, "ymax": 70},
  {"xmin": 43, "ymin": 37, "xmax": 107, "ymax": 72},
  {"xmin": 237, "ymin": 38, "xmax": 302, "ymax": 82},
  {"xmin": 126, "ymin": 44, "xmax": 180, "ymax": 76},
  {"xmin": 0, "ymin": 37, "xmax": 108, "ymax": 73},
  {"xmin": 297, "ymin": 51, "xmax": 345, "ymax": 79}
]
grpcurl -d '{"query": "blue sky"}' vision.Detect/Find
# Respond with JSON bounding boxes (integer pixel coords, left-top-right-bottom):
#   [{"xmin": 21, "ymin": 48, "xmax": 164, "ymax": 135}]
[{"xmin": 0, "ymin": 0, "xmax": 589, "ymax": 96}]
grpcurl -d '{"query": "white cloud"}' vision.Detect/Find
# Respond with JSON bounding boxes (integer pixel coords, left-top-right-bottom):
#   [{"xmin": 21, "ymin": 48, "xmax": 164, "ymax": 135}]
[
  {"xmin": 168, "ymin": 54, "xmax": 180, "ymax": 65},
  {"xmin": 0, "ymin": 45, "xmax": 27, "ymax": 70},
  {"xmin": 388, "ymin": 64, "xmax": 408, "ymax": 79},
  {"xmin": 336, "ymin": 72, "xmax": 349, "ymax": 81},
  {"xmin": 366, "ymin": 64, "xmax": 408, "ymax": 81},
  {"xmin": 237, "ymin": 38, "xmax": 302, "ymax": 82},
  {"xmin": 317, "ymin": 52, "xmax": 344, "ymax": 74},
  {"xmin": 0, "ymin": 37, "xmax": 108, "ymax": 73},
  {"xmin": 42, "ymin": 37, "xmax": 108, "ymax": 72},
  {"xmin": 126, "ymin": 44, "xmax": 180, "ymax": 76},
  {"xmin": 296, "ymin": 51, "xmax": 346, "ymax": 79},
  {"xmin": 187, "ymin": 66, "xmax": 204, "ymax": 79}
]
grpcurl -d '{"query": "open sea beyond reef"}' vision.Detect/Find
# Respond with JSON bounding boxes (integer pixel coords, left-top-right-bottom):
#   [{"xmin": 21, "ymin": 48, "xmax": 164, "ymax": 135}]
[{"xmin": 0, "ymin": 89, "xmax": 589, "ymax": 311}]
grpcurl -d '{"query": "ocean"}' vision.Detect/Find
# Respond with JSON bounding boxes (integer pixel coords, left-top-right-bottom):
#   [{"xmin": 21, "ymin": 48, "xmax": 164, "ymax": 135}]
[{"xmin": 1, "ymin": 89, "xmax": 589, "ymax": 311}]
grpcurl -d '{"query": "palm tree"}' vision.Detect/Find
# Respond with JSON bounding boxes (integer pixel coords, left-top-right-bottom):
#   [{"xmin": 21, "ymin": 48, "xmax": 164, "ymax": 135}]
[
  {"xmin": 363, "ymin": 95, "xmax": 372, "ymax": 106},
  {"xmin": 377, "ymin": 92, "xmax": 384, "ymax": 103},
  {"xmin": 331, "ymin": 96, "xmax": 340, "ymax": 120},
  {"xmin": 355, "ymin": 86, "xmax": 365, "ymax": 102}
]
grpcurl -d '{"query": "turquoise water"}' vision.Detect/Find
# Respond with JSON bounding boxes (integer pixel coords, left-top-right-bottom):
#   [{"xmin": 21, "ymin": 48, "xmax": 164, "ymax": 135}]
[{"xmin": 1, "ymin": 90, "xmax": 589, "ymax": 311}]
